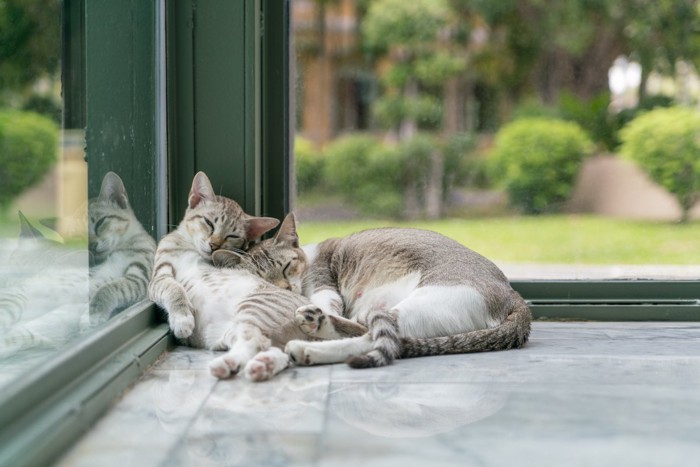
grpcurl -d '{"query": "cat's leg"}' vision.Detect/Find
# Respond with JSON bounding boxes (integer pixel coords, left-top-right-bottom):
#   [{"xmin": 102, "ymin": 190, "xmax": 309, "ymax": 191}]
[
  {"xmin": 307, "ymin": 286, "xmax": 345, "ymax": 316},
  {"xmin": 89, "ymin": 274, "xmax": 148, "ymax": 326},
  {"xmin": 0, "ymin": 286, "xmax": 26, "ymax": 328},
  {"xmin": 244, "ymin": 347, "xmax": 290, "ymax": 382},
  {"xmin": 148, "ymin": 269, "xmax": 195, "ymax": 339},
  {"xmin": 209, "ymin": 323, "xmax": 271, "ymax": 379},
  {"xmin": 285, "ymin": 334, "xmax": 373, "ymax": 366},
  {"xmin": 295, "ymin": 305, "xmax": 367, "ymax": 339}
]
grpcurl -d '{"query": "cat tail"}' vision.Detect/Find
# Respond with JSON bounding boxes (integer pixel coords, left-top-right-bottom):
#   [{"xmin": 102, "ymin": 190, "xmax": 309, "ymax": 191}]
[
  {"xmin": 346, "ymin": 310, "xmax": 401, "ymax": 369},
  {"xmin": 400, "ymin": 293, "xmax": 532, "ymax": 358}
]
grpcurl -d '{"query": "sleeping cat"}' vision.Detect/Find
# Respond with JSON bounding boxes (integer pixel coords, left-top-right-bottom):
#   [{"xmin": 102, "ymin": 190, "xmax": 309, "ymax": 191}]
[
  {"xmin": 276, "ymin": 227, "xmax": 532, "ymax": 368},
  {"xmin": 87, "ymin": 171, "xmax": 157, "ymax": 325},
  {"xmin": 0, "ymin": 172, "xmax": 156, "ymax": 359},
  {"xmin": 148, "ymin": 172, "xmax": 365, "ymax": 381}
]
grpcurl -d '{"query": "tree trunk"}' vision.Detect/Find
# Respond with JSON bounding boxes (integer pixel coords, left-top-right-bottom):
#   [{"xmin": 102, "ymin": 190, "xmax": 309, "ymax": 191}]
[
  {"xmin": 399, "ymin": 79, "xmax": 418, "ymax": 141},
  {"xmin": 424, "ymin": 148, "xmax": 444, "ymax": 220}
]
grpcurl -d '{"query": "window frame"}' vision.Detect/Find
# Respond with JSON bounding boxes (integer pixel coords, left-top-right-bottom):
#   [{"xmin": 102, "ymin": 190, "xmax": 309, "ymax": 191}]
[{"xmin": 0, "ymin": 0, "xmax": 697, "ymax": 464}]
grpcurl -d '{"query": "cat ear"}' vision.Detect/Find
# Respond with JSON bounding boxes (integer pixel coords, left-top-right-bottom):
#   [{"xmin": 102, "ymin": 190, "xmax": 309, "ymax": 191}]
[
  {"xmin": 100, "ymin": 172, "xmax": 129, "ymax": 209},
  {"xmin": 211, "ymin": 249, "xmax": 245, "ymax": 268},
  {"xmin": 274, "ymin": 212, "xmax": 299, "ymax": 247},
  {"xmin": 188, "ymin": 171, "xmax": 217, "ymax": 209},
  {"xmin": 245, "ymin": 216, "xmax": 280, "ymax": 240},
  {"xmin": 18, "ymin": 211, "xmax": 44, "ymax": 240}
]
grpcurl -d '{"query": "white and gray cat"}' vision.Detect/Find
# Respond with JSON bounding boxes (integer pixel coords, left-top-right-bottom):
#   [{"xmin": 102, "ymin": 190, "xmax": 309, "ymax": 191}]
[
  {"xmin": 0, "ymin": 172, "xmax": 155, "ymax": 359},
  {"xmin": 148, "ymin": 172, "xmax": 365, "ymax": 381},
  {"xmin": 88, "ymin": 171, "xmax": 157, "ymax": 325},
  {"xmin": 242, "ymin": 227, "xmax": 532, "ymax": 368}
]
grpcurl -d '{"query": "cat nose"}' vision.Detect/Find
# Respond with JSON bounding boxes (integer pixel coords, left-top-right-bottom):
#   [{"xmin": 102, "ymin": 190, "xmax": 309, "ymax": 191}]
[{"xmin": 209, "ymin": 235, "xmax": 222, "ymax": 252}]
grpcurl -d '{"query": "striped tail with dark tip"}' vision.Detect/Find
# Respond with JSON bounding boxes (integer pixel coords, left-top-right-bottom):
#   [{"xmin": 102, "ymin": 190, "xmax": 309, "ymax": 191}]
[
  {"xmin": 346, "ymin": 310, "xmax": 400, "ymax": 369},
  {"xmin": 401, "ymin": 294, "xmax": 531, "ymax": 358}
]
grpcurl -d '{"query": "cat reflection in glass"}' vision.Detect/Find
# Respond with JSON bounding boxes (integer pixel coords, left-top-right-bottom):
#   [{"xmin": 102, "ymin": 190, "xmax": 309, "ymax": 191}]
[{"xmin": 0, "ymin": 172, "xmax": 155, "ymax": 359}]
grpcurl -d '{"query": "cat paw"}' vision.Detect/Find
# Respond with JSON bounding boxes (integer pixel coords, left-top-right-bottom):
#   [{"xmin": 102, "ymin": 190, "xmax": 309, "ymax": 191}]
[
  {"xmin": 295, "ymin": 305, "xmax": 326, "ymax": 336},
  {"xmin": 244, "ymin": 349, "xmax": 288, "ymax": 382},
  {"xmin": 208, "ymin": 354, "xmax": 242, "ymax": 379},
  {"xmin": 169, "ymin": 312, "xmax": 196, "ymax": 339},
  {"xmin": 285, "ymin": 340, "xmax": 314, "ymax": 366}
]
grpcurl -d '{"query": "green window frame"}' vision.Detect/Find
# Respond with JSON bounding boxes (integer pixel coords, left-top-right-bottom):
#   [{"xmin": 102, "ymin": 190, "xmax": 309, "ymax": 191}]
[{"xmin": 0, "ymin": 1, "xmax": 696, "ymax": 465}]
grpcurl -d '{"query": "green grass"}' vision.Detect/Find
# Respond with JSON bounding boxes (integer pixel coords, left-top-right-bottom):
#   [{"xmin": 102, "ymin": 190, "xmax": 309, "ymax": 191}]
[{"xmin": 297, "ymin": 215, "xmax": 700, "ymax": 265}]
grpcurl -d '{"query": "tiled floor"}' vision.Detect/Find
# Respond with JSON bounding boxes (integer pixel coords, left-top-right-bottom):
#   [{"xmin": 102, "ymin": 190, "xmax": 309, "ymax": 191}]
[{"xmin": 57, "ymin": 322, "xmax": 700, "ymax": 467}]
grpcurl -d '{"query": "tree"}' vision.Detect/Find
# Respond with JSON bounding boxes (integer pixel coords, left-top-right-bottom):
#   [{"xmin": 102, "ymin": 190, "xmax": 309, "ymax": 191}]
[
  {"xmin": 0, "ymin": 0, "xmax": 62, "ymax": 120},
  {"xmin": 363, "ymin": 0, "xmax": 467, "ymax": 218}
]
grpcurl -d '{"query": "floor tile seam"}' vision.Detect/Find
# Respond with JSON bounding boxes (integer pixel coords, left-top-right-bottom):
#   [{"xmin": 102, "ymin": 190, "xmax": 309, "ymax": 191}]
[
  {"xmin": 312, "ymin": 366, "xmax": 335, "ymax": 467},
  {"xmin": 324, "ymin": 379, "xmax": 700, "ymax": 386},
  {"xmin": 159, "ymin": 372, "xmax": 221, "ymax": 467},
  {"xmin": 173, "ymin": 428, "xmax": 324, "ymax": 438}
]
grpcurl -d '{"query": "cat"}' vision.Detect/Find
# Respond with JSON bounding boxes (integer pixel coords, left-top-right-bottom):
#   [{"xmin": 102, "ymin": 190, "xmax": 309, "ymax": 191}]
[
  {"xmin": 0, "ymin": 211, "xmax": 88, "ymax": 363},
  {"xmin": 148, "ymin": 172, "xmax": 366, "ymax": 381},
  {"xmin": 87, "ymin": 171, "xmax": 157, "ymax": 326},
  {"xmin": 279, "ymin": 227, "xmax": 532, "ymax": 368},
  {"xmin": 0, "ymin": 172, "xmax": 156, "ymax": 361}
]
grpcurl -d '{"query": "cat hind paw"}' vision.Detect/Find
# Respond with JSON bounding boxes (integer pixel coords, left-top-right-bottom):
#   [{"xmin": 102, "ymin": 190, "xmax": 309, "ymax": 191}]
[
  {"xmin": 285, "ymin": 340, "xmax": 314, "ymax": 366},
  {"xmin": 244, "ymin": 349, "xmax": 289, "ymax": 382},
  {"xmin": 295, "ymin": 305, "xmax": 326, "ymax": 336},
  {"xmin": 208, "ymin": 354, "xmax": 241, "ymax": 379}
]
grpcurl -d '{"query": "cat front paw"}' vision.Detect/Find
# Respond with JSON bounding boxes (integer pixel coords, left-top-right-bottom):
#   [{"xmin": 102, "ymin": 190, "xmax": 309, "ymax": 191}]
[
  {"xmin": 285, "ymin": 340, "xmax": 314, "ymax": 366},
  {"xmin": 169, "ymin": 311, "xmax": 196, "ymax": 339},
  {"xmin": 295, "ymin": 305, "xmax": 326, "ymax": 336}
]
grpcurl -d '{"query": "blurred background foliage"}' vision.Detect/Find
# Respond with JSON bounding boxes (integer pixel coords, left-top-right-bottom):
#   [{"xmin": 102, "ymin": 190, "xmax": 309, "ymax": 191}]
[
  {"xmin": 295, "ymin": 0, "xmax": 700, "ymax": 221},
  {"xmin": 0, "ymin": 0, "xmax": 61, "ymax": 220}
]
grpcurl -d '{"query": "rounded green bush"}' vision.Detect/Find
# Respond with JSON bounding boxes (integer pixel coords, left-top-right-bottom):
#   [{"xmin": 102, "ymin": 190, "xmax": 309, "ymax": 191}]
[
  {"xmin": 324, "ymin": 134, "xmax": 381, "ymax": 194},
  {"xmin": 324, "ymin": 133, "xmax": 404, "ymax": 217},
  {"xmin": 490, "ymin": 117, "xmax": 593, "ymax": 214},
  {"xmin": 620, "ymin": 106, "xmax": 700, "ymax": 221},
  {"xmin": 294, "ymin": 137, "xmax": 324, "ymax": 195},
  {"xmin": 0, "ymin": 109, "xmax": 59, "ymax": 212}
]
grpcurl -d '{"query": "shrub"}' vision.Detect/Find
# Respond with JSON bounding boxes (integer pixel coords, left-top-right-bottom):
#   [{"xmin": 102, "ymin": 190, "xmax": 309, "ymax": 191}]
[
  {"xmin": 620, "ymin": 106, "xmax": 700, "ymax": 222},
  {"xmin": 443, "ymin": 132, "xmax": 479, "ymax": 190},
  {"xmin": 490, "ymin": 117, "xmax": 593, "ymax": 214},
  {"xmin": 294, "ymin": 137, "xmax": 324, "ymax": 195},
  {"xmin": 0, "ymin": 109, "xmax": 58, "ymax": 215},
  {"xmin": 324, "ymin": 133, "xmax": 404, "ymax": 217}
]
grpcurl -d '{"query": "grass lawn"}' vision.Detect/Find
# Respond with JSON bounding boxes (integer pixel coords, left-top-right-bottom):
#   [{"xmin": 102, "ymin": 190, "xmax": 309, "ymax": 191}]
[{"xmin": 297, "ymin": 215, "xmax": 700, "ymax": 265}]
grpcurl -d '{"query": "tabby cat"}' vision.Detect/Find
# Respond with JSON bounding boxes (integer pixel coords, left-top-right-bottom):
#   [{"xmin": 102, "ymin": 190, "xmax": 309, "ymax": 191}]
[
  {"xmin": 281, "ymin": 228, "xmax": 532, "ymax": 368},
  {"xmin": 88, "ymin": 171, "xmax": 157, "ymax": 325},
  {"xmin": 148, "ymin": 172, "xmax": 365, "ymax": 381},
  {"xmin": 0, "ymin": 172, "xmax": 155, "ymax": 359}
]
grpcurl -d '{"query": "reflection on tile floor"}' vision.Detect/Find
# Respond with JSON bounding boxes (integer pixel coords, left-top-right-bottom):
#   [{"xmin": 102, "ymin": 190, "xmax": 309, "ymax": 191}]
[{"xmin": 57, "ymin": 323, "xmax": 700, "ymax": 467}]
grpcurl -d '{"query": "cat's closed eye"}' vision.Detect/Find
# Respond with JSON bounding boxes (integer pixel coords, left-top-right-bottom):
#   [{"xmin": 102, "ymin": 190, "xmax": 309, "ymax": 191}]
[
  {"xmin": 203, "ymin": 218, "xmax": 214, "ymax": 232},
  {"xmin": 94, "ymin": 217, "xmax": 106, "ymax": 233}
]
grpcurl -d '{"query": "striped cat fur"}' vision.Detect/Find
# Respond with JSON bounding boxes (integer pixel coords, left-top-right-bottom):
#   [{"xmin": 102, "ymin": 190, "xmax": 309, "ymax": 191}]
[
  {"xmin": 283, "ymin": 228, "xmax": 532, "ymax": 368},
  {"xmin": 148, "ymin": 173, "xmax": 365, "ymax": 381}
]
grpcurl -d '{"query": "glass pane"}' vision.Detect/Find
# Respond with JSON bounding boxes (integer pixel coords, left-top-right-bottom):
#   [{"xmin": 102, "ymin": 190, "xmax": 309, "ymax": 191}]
[
  {"xmin": 0, "ymin": 0, "xmax": 155, "ymax": 390},
  {"xmin": 291, "ymin": 0, "xmax": 699, "ymax": 281}
]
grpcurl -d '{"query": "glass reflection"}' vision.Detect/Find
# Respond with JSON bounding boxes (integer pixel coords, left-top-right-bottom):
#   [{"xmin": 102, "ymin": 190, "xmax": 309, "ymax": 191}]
[
  {"xmin": 87, "ymin": 172, "xmax": 156, "ymax": 327},
  {"xmin": 0, "ymin": 1, "xmax": 156, "ymax": 390}
]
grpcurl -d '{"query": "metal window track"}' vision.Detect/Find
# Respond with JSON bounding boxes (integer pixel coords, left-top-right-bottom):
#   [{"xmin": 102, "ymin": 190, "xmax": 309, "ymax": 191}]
[{"xmin": 0, "ymin": 302, "xmax": 171, "ymax": 467}]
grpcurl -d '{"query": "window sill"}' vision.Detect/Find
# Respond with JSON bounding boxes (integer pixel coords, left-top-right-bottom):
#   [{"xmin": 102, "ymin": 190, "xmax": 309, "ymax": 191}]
[{"xmin": 0, "ymin": 301, "xmax": 171, "ymax": 467}]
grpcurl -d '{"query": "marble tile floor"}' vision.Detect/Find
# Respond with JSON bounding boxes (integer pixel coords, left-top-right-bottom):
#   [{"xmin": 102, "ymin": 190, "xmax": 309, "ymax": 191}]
[{"xmin": 57, "ymin": 322, "xmax": 700, "ymax": 467}]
